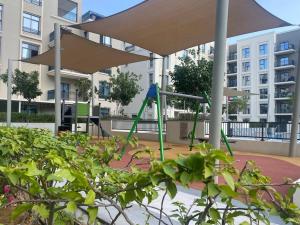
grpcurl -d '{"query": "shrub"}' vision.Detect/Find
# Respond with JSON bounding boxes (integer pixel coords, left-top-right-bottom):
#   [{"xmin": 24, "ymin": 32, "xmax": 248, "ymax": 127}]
[{"xmin": 0, "ymin": 112, "xmax": 55, "ymax": 123}]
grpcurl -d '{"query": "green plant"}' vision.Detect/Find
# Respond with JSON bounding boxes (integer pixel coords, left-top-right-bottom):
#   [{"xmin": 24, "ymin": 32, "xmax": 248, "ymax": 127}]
[
  {"xmin": 75, "ymin": 78, "xmax": 93, "ymax": 102},
  {"xmin": 228, "ymin": 97, "xmax": 248, "ymax": 115},
  {"xmin": 0, "ymin": 112, "xmax": 55, "ymax": 123},
  {"xmin": 0, "ymin": 127, "xmax": 298, "ymax": 225}
]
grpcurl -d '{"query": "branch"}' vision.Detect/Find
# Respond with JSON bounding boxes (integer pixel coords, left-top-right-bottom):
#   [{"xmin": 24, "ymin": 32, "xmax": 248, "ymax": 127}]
[{"xmin": 158, "ymin": 190, "xmax": 168, "ymax": 225}]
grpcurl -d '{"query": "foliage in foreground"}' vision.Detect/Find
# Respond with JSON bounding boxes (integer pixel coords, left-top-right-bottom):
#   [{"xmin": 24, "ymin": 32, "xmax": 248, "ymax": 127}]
[{"xmin": 0, "ymin": 127, "xmax": 299, "ymax": 225}]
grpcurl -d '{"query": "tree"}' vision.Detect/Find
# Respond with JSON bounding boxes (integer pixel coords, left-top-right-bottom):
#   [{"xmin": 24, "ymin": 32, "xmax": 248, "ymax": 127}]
[
  {"xmin": 75, "ymin": 78, "xmax": 93, "ymax": 102},
  {"xmin": 228, "ymin": 97, "xmax": 248, "ymax": 115},
  {"xmin": 170, "ymin": 56, "xmax": 213, "ymax": 110},
  {"xmin": 110, "ymin": 69, "xmax": 142, "ymax": 114},
  {"xmin": 1, "ymin": 69, "xmax": 42, "ymax": 113}
]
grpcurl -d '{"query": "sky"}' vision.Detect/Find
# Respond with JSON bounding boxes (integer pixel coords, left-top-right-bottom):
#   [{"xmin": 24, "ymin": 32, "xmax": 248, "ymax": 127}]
[{"xmin": 83, "ymin": 0, "xmax": 300, "ymax": 43}]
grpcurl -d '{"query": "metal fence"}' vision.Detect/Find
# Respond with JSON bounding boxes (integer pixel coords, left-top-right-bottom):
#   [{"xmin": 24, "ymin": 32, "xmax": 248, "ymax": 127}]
[
  {"xmin": 112, "ymin": 119, "xmax": 166, "ymax": 133},
  {"xmin": 205, "ymin": 121, "xmax": 300, "ymax": 141}
]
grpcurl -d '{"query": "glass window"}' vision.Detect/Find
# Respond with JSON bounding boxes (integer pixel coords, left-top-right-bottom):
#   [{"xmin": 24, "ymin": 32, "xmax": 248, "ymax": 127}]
[
  {"xmin": 182, "ymin": 50, "xmax": 189, "ymax": 58},
  {"xmin": 279, "ymin": 42, "xmax": 289, "ymax": 51},
  {"xmin": 100, "ymin": 35, "xmax": 112, "ymax": 47},
  {"xmin": 100, "ymin": 107, "xmax": 110, "ymax": 118},
  {"xmin": 242, "ymin": 76, "xmax": 251, "ymax": 86},
  {"xmin": 260, "ymin": 104, "xmax": 268, "ymax": 114},
  {"xmin": 149, "ymin": 53, "xmax": 154, "ymax": 68},
  {"xmin": 149, "ymin": 73, "xmax": 154, "ymax": 87},
  {"xmin": 200, "ymin": 44, "xmax": 206, "ymax": 54},
  {"xmin": 0, "ymin": 5, "xmax": 3, "ymax": 31},
  {"xmin": 25, "ymin": 0, "xmax": 42, "ymax": 6},
  {"xmin": 58, "ymin": 0, "xmax": 78, "ymax": 22},
  {"xmin": 260, "ymin": 88, "xmax": 268, "ymax": 99},
  {"xmin": 243, "ymin": 104, "xmax": 250, "ymax": 114},
  {"xmin": 23, "ymin": 12, "xmax": 40, "ymax": 35},
  {"xmin": 21, "ymin": 42, "xmax": 39, "ymax": 59},
  {"xmin": 242, "ymin": 61, "xmax": 251, "ymax": 72},
  {"xmin": 259, "ymin": 43, "xmax": 268, "ymax": 55},
  {"xmin": 279, "ymin": 57, "xmax": 289, "ymax": 66},
  {"xmin": 242, "ymin": 47, "xmax": 250, "ymax": 58},
  {"xmin": 61, "ymin": 83, "xmax": 70, "ymax": 100},
  {"xmin": 259, "ymin": 74, "xmax": 268, "ymax": 84},
  {"xmin": 99, "ymin": 81, "xmax": 110, "ymax": 99},
  {"xmin": 259, "ymin": 58, "xmax": 268, "ymax": 70}
]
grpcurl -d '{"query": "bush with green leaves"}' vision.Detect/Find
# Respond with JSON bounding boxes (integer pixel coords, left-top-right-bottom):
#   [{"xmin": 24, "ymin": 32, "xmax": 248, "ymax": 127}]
[{"xmin": 0, "ymin": 127, "xmax": 299, "ymax": 225}]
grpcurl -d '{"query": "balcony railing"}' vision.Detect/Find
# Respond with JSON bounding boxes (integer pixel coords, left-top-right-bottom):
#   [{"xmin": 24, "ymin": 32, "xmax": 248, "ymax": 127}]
[
  {"xmin": 25, "ymin": 0, "xmax": 42, "ymax": 6},
  {"xmin": 23, "ymin": 26, "xmax": 40, "ymax": 35},
  {"xmin": 47, "ymin": 90, "xmax": 71, "ymax": 101},
  {"xmin": 227, "ymin": 53, "xmax": 237, "ymax": 61},
  {"xmin": 275, "ymin": 43, "xmax": 295, "ymax": 52},
  {"xmin": 227, "ymin": 81, "xmax": 237, "ymax": 87},
  {"xmin": 275, "ymin": 75, "xmax": 295, "ymax": 83},
  {"xmin": 275, "ymin": 107, "xmax": 292, "ymax": 114},
  {"xmin": 275, "ymin": 60, "xmax": 295, "ymax": 67},
  {"xmin": 274, "ymin": 92, "xmax": 293, "ymax": 98},
  {"xmin": 227, "ymin": 69, "xmax": 237, "ymax": 74}
]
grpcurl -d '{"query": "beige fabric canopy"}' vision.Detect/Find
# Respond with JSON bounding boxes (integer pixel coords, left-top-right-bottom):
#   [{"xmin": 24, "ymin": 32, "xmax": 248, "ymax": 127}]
[
  {"xmin": 73, "ymin": 0, "xmax": 290, "ymax": 56},
  {"xmin": 23, "ymin": 31, "xmax": 150, "ymax": 74},
  {"xmin": 223, "ymin": 87, "xmax": 257, "ymax": 97}
]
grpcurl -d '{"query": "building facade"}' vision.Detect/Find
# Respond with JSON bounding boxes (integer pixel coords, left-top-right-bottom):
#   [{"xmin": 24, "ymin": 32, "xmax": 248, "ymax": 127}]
[
  {"xmin": 0, "ymin": 2, "xmax": 117, "ymax": 118},
  {"xmin": 226, "ymin": 29, "xmax": 300, "ymax": 123}
]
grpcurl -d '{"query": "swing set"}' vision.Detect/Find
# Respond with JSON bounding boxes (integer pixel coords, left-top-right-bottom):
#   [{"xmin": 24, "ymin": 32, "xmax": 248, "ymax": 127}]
[{"xmin": 120, "ymin": 84, "xmax": 233, "ymax": 161}]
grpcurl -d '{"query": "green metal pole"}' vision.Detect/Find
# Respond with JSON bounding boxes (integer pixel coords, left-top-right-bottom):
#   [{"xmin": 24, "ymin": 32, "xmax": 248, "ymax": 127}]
[
  {"xmin": 189, "ymin": 103, "xmax": 200, "ymax": 151},
  {"xmin": 156, "ymin": 85, "xmax": 165, "ymax": 161},
  {"xmin": 119, "ymin": 97, "xmax": 149, "ymax": 159},
  {"xmin": 204, "ymin": 92, "xmax": 233, "ymax": 156}
]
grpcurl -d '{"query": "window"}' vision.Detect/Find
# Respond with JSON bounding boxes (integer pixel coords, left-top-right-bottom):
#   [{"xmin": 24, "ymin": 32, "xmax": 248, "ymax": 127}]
[
  {"xmin": 23, "ymin": 13, "xmax": 40, "ymax": 35},
  {"xmin": 99, "ymin": 81, "xmax": 110, "ymax": 99},
  {"xmin": 61, "ymin": 83, "xmax": 70, "ymax": 100},
  {"xmin": 200, "ymin": 44, "xmax": 206, "ymax": 54},
  {"xmin": 58, "ymin": 0, "xmax": 78, "ymax": 22},
  {"xmin": 100, "ymin": 108, "xmax": 110, "ymax": 118},
  {"xmin": 259, "ymin": 59, "xmax": 268, "ymax": 70},
  {"xmin": 259, "ymin": 74, "xmax": 268, "ymax": 84},
  {"xmin": 227, "ymin": 77, "xmax": 237, "ymax": 87},
  {"xmin": 149, "ymin": 73, "xmax": 154, "ymax": 87},
  {"xmin": 279, "ymin": 57, "xmax": 289, "ymax": 66},
  {"xmin": 260, "ymin": 88, "xmax": 268, "ymax": 99},
  {"xmin": 259, "ymin": 43, "xmax": 268, "ymax": 55},
  {"xmin": 0, "ymin": 5, "xmax": 3, "ymax": 31},
  {"xmin": 243, "ymin": 104, "xmax": 250, "ymax": 115},
  {"xmin": 100, "ymin": 35, "xmax": 111, "ymax": 47},
  {"xmin": 21, "ymin": 104, "xmax": 37, "ymax": 114},
  {"xmin": 260, "ymin": 118, "xmax": 267, "ymax": 123},
  {"xmin": 279, "ymin": 42, "xmax": 289, "ymax": 51},
  {"xmin": 242, "ymin": 76, "xmax": 251, "ymax": 86},
  {"xmin": 149, "ymin": 53, "xmax": 154, "ymax": 68},
  {"xmin": 21, "ymin": 42, "xmax": 39, "ymax": 59},
  {"xmin": 260, "ymin": 104, "xmax": 268, "ymax": 114},
  {"xmin": 25, "ymin": 0, "xmax": 42, "ymax": 6},
  {"xmin": 242, "ymin": 47, "xmax": 250, "ymax": 58},
  {"xmin": 242, "ymin": 61, "xmax": 251, "ymax": 72}
]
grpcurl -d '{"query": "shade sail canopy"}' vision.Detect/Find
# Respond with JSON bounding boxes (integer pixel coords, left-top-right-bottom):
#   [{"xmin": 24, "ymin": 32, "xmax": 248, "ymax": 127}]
[
  {"xmin": 73, "ymin": 0, "xmax": 290, "ymax": 56},
  {"xmin": 223, "ymin": 88, "xmax": 257, "ymax": 97},
  {"xmin": 23, "ymin": 31, "xmax": 150, "ymax": 74}
]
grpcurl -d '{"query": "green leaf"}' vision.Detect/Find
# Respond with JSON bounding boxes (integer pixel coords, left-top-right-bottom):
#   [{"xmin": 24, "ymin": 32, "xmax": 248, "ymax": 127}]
[
  {"xmin": 11, "ymin": 203, "xmax": 33, "ymax": 220},
  {"xmin": 204, "ymin": 164, "xmax": 213, "ymax": 178},
  {"xmin": 32, "ymin": 204, "xmax": 49, "ymax": 219},
  {"xmin": 163, "ymin": 164, "xmax": 176, "ymax": 179},
  {"xmin": 87, "ymin": 207, "xmax": 98, "ymax": 225},
  {"xmin": 207, "ymin": 182, "xmax": 219, "ymax": 197},
  {"xmin": 26, "ymin": 161, "xmax": 44, "ymax": 176},
  {"xmin": 240, "ymin": 222, "xmax": 251, "ymax": 225},
  {"xmin": 66, "ymin": 201, "xmax": 77, "ymax": 213},
  {"xmin": 179, "ymin": 171, "xmax": 191, "ymax": 186},
  {"xmin": 167, "ymin": 182, "xmax": 177, "ymax": 199},
  {"xmin": 54, "ymin": 169, "xmax": 75, "ymax": 182},
  {"xmin": 7, "ymin": 173, "xmax": 18, "ymax": 185},
  {"xmin": 219, "ymin": 185, "xmax": 238, "ymax": 198},
  {"xmin": 84, "ymin": 190, "xmax": 96, "ymax": 205},
  {"xmin": 222, "ymin": 172, "xmax": 235, "ymax": 191},
  {"xmin": 209, "ymin": 208, "xmax": 221, "ymax": 220}
]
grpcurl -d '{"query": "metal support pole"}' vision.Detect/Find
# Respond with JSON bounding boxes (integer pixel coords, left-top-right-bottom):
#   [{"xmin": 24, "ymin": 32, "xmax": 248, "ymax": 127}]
[
  {"xmin": 161, "ymin": 56, "xmax": 167, "ymax": 120},
  {"xmin": 156, "ymin": 84, "xmax": 164, "ymax": 161},
  {"xmin": 189, "ymin": 103, "xmax": 200, "ymax": 151},
  {"xmin": 289, "ymin": 44, "xmax": 300, "ymax": 157},
  {"xmin": 98, "ymin": 103, "xmax": 101, "ymax": 139},
  {"xmin": 54, "ymin": 23, "xmax": 61, "ymax": 134},
  {"xmin": 75, "ymin": 89, "xmax": 78, "ymax": 134},
  {"xmin": 209, "ymin": 0, "xmax": 229, "ymax": 149},
  {"xmin": 86, "ymin": 101, "xmax": 90, "ymax": 135},
  {"xmin": 7, "ymin": 59, "xmax": 13, "ymax": 127}
]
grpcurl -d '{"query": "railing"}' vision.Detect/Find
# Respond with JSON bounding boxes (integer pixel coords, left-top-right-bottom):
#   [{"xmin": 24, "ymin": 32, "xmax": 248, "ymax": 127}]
[
  {"xmin": 227, "ymin": 54, "xmax": 237, "ymax": 61},
  {"xmin": 227, "ymin": 69, "xmax": 237, "ymax": 74},
  {"xmin": 275, "ymin": 60, "xmax": 295, "ymax": 67},
  {"xmin": 47, "ymin": 90, "xmax": 70, "ymax": 101},
  {"xmin": 58, "ymin": 8, "xmax": 77, "ymax": 22},
  {"xmin": 227, "ymin": 81, "xmax": 237, "ymax": 87},
  {"xmin": 275, "ymin": 107, "xmax": 292, "ymax": 114},
  {"xmin": 25, "ymin": 0, "xmax": 42, "ymax": 6},
  {"xmin": 205, "ymin": 121, "xmax": 300, "ymax": 140},
  {"xmin": 275, "ymin": 75, "xmax": 295, "ymax": 83},
  {"xmin": 112, "ymin": 119, "xmax": 166, "ymax": 133},
  {"xmin": 274, "ymin": 92, "xmax": 293, "ymax": 98},
  {"xmin": 23, "ymin": 26, "xmax": 40, "ymax": 35},
  {"xmin": 275, "ymin": 43, "xmax": 295, "ymax": 52}
]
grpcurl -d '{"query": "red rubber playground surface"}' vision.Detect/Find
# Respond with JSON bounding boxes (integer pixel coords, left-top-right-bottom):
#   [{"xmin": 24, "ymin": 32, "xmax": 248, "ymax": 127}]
[{"xmin": 109, "ymin": 141, "xmax": 300, "ymax": 196}]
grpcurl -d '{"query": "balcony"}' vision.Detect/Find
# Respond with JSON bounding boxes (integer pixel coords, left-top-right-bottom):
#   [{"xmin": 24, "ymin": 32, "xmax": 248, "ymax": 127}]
[
  {"xmin": 227, "ymin": 53, "xmax": 237, "ymax": 61},
  {"xmin": 275, "ymin": 43, "xmax": 296, "ymax": 55},
  {"xmin": 274, "ymin": 60, "xmax": 296, "ymax": 70},
  {"xmin": 275, "ymin": 107, "xmax": 292, "ymax": 114},
  {"xmin": 47, "ymin": 90, "xmax": 70, "ymax": 101},
  {"xmin": 227, "ymin": 69, "xmax": 237, "ymax": 75},
  {"xmin": 275, "ymin": 74, "xmax": 295, "ymax": 85},
  {"xmin": 274, "ymin": 91, "xmax": 293, "ymax": 99},
  {"xmin": 227, "ymin": 80, "xmax": 237, "ymax": 88},
  {"xmin": 48, "ymin": 68, "xmax": 89, "ymax": 79}
]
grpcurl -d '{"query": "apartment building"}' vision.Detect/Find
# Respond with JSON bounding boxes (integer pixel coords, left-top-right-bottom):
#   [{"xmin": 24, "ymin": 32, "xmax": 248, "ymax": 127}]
[
  {"xmin": 121, "ymin": 43, "xmax": 214, "ymax": 119},
  {"xmin": 0, "ymin": 2, "xmax": 117, "ymax": 118},
  {"xmin": 226, "ymin": 28, "xmax": 300, "ymax": 123}
]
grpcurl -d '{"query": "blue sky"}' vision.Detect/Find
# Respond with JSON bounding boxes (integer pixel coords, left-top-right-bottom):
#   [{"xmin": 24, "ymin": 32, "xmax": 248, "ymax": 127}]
[{"xmin": 83, "ymin": 0, "xmax": 300, "ymax": 43}]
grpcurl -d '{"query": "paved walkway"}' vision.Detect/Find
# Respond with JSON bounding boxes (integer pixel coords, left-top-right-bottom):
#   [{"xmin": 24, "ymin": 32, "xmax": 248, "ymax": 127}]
[{"xmin": 110, "ymin": 141, "xmax": 300, "ymax": 196}]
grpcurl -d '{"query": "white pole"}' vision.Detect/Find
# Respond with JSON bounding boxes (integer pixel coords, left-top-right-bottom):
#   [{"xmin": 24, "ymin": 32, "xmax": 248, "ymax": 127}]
[
  {"xmin": 209, "ymin": 0, "xmax": 229, "ymax": 148},
  {"xmin": 161, "ymin": 56, "xmax": 167, "ymax": 120},
  {"xmin": 289, "ymin": 44, "xmax": 300, "ymax": 157},
  {"xmin": 7, "ymin": 59, "xmax": 13, "ymax": 127},
  {"xmin": 54, "ymin": 23, "xmax": 61, "ymax": 134}
]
